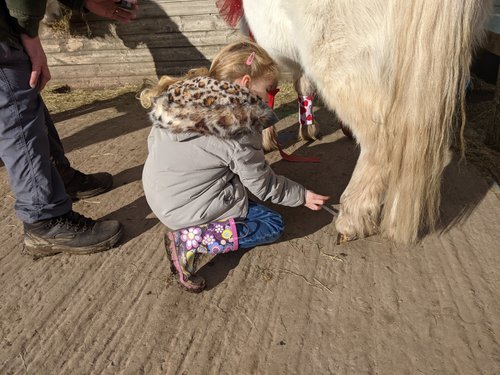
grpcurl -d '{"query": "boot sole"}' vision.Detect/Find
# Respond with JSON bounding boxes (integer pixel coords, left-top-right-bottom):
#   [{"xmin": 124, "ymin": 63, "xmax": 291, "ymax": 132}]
[
  {"xmin": 165, "ymin": 234, "xmax": 205, "ymax": 293},
  {"xmin": 24, "ymin": 225, "xmax": 123, "ymax": 259},
  {"xmin": 71, "ymin": 181, "xmax": 113, "ymax": 200}
]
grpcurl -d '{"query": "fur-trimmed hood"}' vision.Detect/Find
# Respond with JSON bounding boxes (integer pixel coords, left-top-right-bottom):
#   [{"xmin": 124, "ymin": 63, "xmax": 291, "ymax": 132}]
[{"xmin": 149, "ymin": 76, "xmax": 278, "ymax": 139}]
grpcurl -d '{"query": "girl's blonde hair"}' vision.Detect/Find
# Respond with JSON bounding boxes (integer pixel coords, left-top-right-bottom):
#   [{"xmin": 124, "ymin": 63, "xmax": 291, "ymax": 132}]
[{"xmin": 140, "ymin": 39, "xmax": 279, "ymax": 108}]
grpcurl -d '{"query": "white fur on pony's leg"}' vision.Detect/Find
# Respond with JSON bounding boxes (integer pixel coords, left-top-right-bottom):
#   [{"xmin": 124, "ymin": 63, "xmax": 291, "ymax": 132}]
[
  {"xmin": 262, "ymin": 126, "xmax": 279, "ymax": 152},
  {"xmin": 294, "ymin": 74, "xmax": 320, "ymax": 142},
  {"xmin": 333, "ymin": 93, "xmax": 389, "ymax": 243},
  {"xmin": 335, "ymin": 145, "xmax": 387, "ymax": 243}
]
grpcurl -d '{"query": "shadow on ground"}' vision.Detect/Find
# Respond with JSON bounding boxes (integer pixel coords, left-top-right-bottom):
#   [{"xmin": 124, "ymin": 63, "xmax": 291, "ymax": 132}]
[{"xmin": 51, "ymin": 92, "xmax": 148, "ymax": 154}]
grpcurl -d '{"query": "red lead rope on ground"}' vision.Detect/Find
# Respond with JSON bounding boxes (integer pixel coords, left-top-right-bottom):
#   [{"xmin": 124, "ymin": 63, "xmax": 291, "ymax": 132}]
[{"xmin": 267, "ymin": 90, "xmax": 321, "ymax": 163}]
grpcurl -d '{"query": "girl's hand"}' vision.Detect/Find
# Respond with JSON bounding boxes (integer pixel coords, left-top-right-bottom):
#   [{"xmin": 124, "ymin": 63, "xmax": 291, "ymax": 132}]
[{"xmin": 304, "ymin": 190, "xmax": 330, "ymax": 211}]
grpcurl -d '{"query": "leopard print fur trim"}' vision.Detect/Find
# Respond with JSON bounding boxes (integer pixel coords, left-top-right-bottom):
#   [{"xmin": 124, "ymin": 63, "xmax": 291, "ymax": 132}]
[{"xmin": 149, "ymin": 76, "xmax": 278, "ymax": 139}]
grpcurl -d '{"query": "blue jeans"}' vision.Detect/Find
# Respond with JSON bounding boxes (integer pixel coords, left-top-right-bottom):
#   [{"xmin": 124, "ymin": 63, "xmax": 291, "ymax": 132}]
[
  {"xmin": 236, "ymin": 201, "xmax": 284, "ymax": 249},
  {"xmin": 0, "ymin": 43, "xmax": 71, "ymax": 223}
]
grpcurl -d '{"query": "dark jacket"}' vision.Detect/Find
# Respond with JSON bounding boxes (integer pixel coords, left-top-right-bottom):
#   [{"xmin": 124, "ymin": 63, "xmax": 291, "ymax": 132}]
[{"xmin": 0, "ymin": 0, "xmax": 84, "ymax": 48}]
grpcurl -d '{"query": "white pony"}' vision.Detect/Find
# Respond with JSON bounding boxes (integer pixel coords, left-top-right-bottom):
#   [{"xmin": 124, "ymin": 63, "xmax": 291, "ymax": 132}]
[{"xmin": 242, "ymin": 0, "xmax": 492, "ymax": 243}]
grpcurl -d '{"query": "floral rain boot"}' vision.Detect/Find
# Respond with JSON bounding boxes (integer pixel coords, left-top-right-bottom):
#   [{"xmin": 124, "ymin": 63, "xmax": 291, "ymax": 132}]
[{"xmin": 165, "ymin": 218, "xmax": 239, "ymax": 292}]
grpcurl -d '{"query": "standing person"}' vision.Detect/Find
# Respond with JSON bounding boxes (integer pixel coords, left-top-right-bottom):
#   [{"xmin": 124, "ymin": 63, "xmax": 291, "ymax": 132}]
[
  {"xmin": 140, "ymin": 40, "xmax": 330, "ymax": 292},
  {"xmin": 0, "ymin": 0, "xmax": 137, "ymax": 257}
]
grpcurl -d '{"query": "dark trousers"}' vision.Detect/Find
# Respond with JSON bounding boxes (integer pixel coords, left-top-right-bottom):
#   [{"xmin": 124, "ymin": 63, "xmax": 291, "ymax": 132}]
[
  {"xmin": 44, "ymin": 103, "xmax": 76, "ymax": 184},
  {"xmin": 0, "ymin": 42, "xmax": 71, "ymax": 223}
]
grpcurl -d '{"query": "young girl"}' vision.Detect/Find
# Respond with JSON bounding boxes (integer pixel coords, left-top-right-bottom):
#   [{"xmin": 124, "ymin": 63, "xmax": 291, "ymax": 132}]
[{"xmin": 140, "ymin": 40, "xmax": 329, "ymax": 292}]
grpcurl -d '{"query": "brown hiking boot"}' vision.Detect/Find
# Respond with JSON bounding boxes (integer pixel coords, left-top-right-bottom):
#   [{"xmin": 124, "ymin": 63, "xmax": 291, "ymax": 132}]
[{"xmin": 23, "ymin": 211, "xmax": 123, "ymax": 259}]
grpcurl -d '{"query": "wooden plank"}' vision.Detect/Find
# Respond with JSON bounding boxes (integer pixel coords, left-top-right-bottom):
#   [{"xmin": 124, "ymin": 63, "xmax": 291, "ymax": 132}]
[
  {"xmin": 59, "ymin": 0, "xmax": 221, "ymax": 17},
  {"xmin": 42, "ymin": 29, "xmax": 239, "ymax": 53},
  {"xmin": 56, "ymin": 14, "xmax": 231, "ymax": 37},
  {"xmin": 47, "ymin": 59, "xmax": 212, "ymax": 78},
  {"xmin": 135, "ymin": 1, "xmax": 221, "ymax": 17},
  {"xmin": 46, "ymin": 60, "xmax": 211, "ymax": 88},
  {"xmin": 46, "ymin": 73, "xmax": 166, "ymax": 88},
  {"xmin": 40, "ymin": 0, "xmax": 240, "ymax": 88},
  {"xmin": 47, "ymin": 45, "xmax": 222, "ymax": 65},
  {"xmin": 47, "ymin": 61, "xmax": 292, "ymax": 87},
  {"xmin": 69, "ymin": 1, "xmax": 226, "ymax": 22},
  {"xmin": 48, "ymin": 75, "xmax": 174, "ymax": 88}
]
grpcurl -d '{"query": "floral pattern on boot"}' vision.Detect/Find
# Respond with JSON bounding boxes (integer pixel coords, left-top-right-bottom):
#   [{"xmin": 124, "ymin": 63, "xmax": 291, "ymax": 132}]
[{"xmin": 166, "ymin": 218, "xmax": 238, "ymax": 292}]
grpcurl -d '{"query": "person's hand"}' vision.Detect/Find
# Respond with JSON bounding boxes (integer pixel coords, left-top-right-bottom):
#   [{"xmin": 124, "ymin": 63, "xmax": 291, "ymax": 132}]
[
  {"xmin": 84, "ymin": 0, "xmax": 138, "ymax": 23},
  {"xmin": 304, "ymin": 190, "xmax": 330, "ymax": 211},
  {"xmin": 20, "ymin": 34, "xmax": 51, "ymax": 91}
]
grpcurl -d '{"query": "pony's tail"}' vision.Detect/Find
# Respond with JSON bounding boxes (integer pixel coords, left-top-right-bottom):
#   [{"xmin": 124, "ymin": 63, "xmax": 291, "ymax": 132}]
[{"xmin": 380, "ymin": 0, "xmax": 491, "ymax": 243}]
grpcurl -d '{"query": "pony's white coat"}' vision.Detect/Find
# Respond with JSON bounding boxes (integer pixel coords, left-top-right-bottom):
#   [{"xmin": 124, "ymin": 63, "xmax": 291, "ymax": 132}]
[{"xmin": 244, "ymin": 0, "xmax": 492, "ymax": 243}]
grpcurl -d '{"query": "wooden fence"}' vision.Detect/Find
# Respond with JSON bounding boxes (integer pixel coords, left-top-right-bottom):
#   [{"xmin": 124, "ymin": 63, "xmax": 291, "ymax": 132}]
[{"xmin": 40, "ymin": 0, "xmax": 239, "ymax": 88}]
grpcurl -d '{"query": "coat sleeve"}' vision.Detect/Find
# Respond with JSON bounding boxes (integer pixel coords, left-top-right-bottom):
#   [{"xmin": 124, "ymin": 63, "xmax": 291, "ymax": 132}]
[
  {"xmin": 57, "ymin": 0, "xmax": 85, "ymax": 12},
  {"xmin": 5, "ymin": 0, "xmax": 47, "ymax": 37},
  {"xmin": 228, "ymin": 133, "xmax": 306, "ymax": 207}
]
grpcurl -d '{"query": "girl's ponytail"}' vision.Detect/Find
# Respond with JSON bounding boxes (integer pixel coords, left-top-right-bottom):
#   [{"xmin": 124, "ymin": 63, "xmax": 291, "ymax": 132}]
[{"xmin": 139, "ymin": 67, "xmax": 209, "ymax": 109}]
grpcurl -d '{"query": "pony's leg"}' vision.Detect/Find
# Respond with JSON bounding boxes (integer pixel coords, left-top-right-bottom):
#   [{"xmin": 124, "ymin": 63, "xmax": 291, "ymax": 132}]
[
  {"xmin": 294, "ymin": 73, "xmax": 321, "ymax": 141},
  {"xmin": 335, "ymin": 160, "xmax": 386, "ymax": 243},
  {"xmin": 295, "ymin": 72, "xmax": 354, "ymax": 141},
  {"xmin": 335, "ymin": 126, "xmax": 388, "ymax": 242},
  {"xmin": 282, "ymin": 0, "xmax": 388, "ymax": 239}
]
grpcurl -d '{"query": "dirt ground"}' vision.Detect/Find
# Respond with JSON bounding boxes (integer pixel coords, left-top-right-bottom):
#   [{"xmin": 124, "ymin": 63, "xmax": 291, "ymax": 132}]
[{"xmin": 0, "ymin": 81, "xmax": 499, "ymax": 375}]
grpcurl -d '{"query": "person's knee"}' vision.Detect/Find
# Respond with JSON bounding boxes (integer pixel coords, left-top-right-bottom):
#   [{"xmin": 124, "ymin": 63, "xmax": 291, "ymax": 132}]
[
  {"xmin": 268, "ymin": 212, "xmax": 285, "ymax": 241},
  {"xmin": 238, "ymin": 208, "xmax": 285, "ymax": 247}
]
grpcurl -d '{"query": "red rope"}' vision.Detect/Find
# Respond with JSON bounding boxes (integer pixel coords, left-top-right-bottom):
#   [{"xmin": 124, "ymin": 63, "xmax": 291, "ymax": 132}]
[
  {"xmin": 271, "ymin": 132, "xmax": 321, "ymax": 163},
  {"xmin": 216, "ymin": 2, "xmax": 320, "ymax": 163}
]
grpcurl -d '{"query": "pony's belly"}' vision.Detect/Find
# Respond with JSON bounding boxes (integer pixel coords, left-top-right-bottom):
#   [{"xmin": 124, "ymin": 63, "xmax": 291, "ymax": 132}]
[{"xmin": 242, "ymin": 0, "xmax": 301, "ymax": 71}]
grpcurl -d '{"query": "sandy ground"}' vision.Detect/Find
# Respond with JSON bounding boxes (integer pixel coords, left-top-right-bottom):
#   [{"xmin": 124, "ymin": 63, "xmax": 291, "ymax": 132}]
[{"xmin": 0, "ymin": 85, "xmax": 499, "ymax": 375}]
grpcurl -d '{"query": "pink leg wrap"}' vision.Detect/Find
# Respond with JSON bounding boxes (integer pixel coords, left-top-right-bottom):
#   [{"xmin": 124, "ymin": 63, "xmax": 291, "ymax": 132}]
[{"xmin": 298, "ymin": 95, "xmax": 314, "ymax": 126}]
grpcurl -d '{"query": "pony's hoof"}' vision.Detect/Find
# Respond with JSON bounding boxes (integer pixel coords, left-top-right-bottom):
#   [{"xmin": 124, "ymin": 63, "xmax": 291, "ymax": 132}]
[
  {"xmin": 336, "ymin": 233, "xmax": 359, "ymax": 244},
  {"xmin": 299, "ymin": 122, "xmax": 321, "ymax": 141}
]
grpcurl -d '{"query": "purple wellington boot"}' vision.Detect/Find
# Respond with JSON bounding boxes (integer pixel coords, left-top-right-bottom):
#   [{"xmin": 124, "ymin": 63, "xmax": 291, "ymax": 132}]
[{"xmin": 165, "ymin": 218, "xmax": 239, "ymax": 292}]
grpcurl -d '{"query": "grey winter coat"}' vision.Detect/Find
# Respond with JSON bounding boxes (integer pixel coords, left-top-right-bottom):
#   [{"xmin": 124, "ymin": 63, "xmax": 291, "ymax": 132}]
[{"xmin": 142, "ymin": 76, "xmax": 306, "ymax": 230}]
